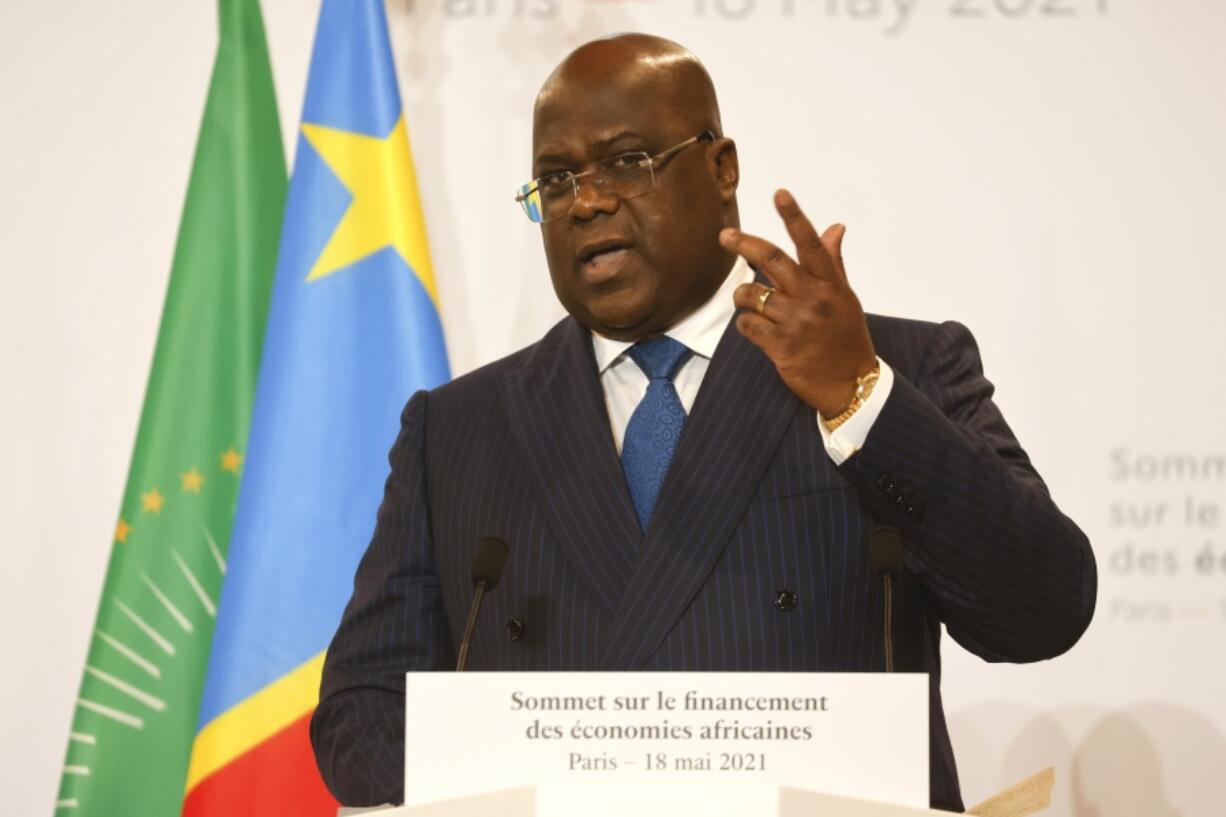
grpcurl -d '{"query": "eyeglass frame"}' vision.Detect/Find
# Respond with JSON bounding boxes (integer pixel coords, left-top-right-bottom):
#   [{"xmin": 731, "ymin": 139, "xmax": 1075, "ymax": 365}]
[{"xmin": 514, "ymin": 130, "xmax": 716, "ymax": 224}]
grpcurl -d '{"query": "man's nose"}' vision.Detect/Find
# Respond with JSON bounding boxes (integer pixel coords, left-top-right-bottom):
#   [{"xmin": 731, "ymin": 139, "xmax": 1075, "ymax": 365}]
[{"xmin": 569, "ymin": 175, "xmax": 619, "ymax": 221}]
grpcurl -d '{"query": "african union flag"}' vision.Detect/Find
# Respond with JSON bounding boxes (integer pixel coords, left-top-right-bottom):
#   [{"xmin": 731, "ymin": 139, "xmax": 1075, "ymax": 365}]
[
  {"xmin": 55, "ymin": 0, "xmax": 285, "ymax": 814},
  {"xmin": 181, "ymin": 1, "xmax": 450, "ymax": 814}
]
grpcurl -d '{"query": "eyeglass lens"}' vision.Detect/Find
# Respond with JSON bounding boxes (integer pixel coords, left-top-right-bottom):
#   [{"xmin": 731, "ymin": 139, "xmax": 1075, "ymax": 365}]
[{"xmin": 522, "ymin": 155, "xmax": 655, "ymax": 224}]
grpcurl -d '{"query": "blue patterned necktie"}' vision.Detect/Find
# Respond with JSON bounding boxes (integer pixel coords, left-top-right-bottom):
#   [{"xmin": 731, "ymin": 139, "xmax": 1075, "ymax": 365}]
[{"xmin": 620, "ymin": 336, "xmax": 693, "ymax": 532}]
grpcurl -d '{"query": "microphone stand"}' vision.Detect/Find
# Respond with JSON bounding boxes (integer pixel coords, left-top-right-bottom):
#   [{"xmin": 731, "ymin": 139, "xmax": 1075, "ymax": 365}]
[{"xmin": 456, "ymin": 580, "xmax": 487, "ymax": 672}]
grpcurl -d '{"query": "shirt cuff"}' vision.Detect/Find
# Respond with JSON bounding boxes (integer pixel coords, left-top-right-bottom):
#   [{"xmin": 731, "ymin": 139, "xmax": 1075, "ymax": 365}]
[{"xmin": 817, "ymin": 358, "xmax": 895, "ymax": 465}]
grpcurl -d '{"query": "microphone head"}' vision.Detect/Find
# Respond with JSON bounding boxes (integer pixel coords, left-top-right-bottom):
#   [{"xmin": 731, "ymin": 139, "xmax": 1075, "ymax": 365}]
[
  {"xmin": 867, "ymin": 525, "xmax": 905, "ymax": 575},
  {"xmin": 471, "ymin": 536, "xmax": 510, "ymax": 590}
]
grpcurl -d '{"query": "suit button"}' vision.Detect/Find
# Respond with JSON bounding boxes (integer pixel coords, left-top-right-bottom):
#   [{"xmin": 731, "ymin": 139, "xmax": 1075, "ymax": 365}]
[
  {"xmin": 878, "ymin": 474, "xmax": 898, "ymax": 496},
  {"xmin": 505, "ymin": 618, "xmax": 525, "ymax": 641},
  {"xmin": 774, "ymin": 588, "xmax": 797, "ymax": 612}
]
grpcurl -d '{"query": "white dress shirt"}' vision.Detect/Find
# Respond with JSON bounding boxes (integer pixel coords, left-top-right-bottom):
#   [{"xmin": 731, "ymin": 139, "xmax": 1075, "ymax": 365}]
[{"xmin": 590, "ymin": 255, "xmax": 895, "ymax": 465}]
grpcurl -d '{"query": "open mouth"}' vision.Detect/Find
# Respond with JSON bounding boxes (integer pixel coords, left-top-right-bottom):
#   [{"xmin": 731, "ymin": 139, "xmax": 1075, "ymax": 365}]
[
  {"xmin": 579, "ymin": 239, "xmax": 633, "ymax": 264},
  {"xmin": 578, "ymin": 239, "xmax": 634, "ymax": 283}
]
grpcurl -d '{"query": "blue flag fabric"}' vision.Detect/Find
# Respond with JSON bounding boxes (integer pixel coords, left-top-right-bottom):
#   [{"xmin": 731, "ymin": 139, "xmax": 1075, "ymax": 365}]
[{"xmin": 185, "ymin": 0, "xmax": 449, "ymax": 809}]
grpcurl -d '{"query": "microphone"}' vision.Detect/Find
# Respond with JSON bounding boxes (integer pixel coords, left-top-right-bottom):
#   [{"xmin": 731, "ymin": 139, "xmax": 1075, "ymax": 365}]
[
  {"xmin": 455, "ymin": 536, "xmax": 509, "ymax": 672},
  {"xmin": 867, "ymin": 526, "xmax": 905, "ymax": 673}
]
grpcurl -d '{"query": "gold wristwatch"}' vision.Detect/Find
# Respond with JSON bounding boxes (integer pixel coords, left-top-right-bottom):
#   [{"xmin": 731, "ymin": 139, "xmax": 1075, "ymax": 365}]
[{"xmin": 822, "ymin": 362, "xmax": 881, "ymax": 433}]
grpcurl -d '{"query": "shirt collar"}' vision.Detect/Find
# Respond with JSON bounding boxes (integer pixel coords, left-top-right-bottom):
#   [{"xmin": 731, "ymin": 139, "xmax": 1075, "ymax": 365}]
[{"xmin": 591, "ymin": 255, "xmax": 753, "ymax": 374}]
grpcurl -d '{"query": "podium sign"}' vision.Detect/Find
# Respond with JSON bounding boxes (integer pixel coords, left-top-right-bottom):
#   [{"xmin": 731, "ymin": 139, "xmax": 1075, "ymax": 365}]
[{"xmin": 404, "ymin": 672, "xmax": 928, "ymax": 808}]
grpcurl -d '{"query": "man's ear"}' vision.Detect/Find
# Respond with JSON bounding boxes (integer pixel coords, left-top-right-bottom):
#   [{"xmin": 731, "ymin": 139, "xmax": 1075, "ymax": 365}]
[{"xmin": 709, "ymin": 137, "xmax": 739, "ymax": 202}]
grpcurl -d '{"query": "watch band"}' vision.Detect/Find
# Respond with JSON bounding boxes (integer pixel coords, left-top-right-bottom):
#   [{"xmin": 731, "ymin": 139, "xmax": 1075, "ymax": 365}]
[{"xmin": 822, "ymin": 362, "xmax": 881, "ymax": 433}]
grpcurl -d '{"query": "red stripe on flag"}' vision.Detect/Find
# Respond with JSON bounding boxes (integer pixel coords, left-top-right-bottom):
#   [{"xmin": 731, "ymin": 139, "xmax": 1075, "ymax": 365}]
[{"xmin": 182, "ymin": 711, "xmax": 338, "ymax": 817}]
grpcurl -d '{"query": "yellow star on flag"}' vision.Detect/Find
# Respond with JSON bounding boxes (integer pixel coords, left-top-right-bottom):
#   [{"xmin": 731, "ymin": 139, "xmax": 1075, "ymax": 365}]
[
  {"xmin": 181, "ymin": 467, "xmax": 204, "ymax": 493},
  {"xmin": 300, "ymin": 115, "xmax": 438, "ymax": 305},
  {"xmin": 141, "ymin": 488, "xmax": 165, "ymax": 514},
  {"xmin": 220, "ymin": 448, "xmax": 243, "ymax": 473},
  {"xmin": 115, "ymin": 518, "xmax": 132, "ymax": 544}
]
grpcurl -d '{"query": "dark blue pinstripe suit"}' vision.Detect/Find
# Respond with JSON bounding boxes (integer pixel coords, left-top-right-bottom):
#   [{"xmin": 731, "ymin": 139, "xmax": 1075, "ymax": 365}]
[{"xmin": 311, "ymin": 312, "xmax": 1097, "ymax": 812}]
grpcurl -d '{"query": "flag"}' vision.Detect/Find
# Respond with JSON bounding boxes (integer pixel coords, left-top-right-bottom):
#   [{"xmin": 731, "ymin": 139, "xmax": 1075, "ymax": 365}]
[
  {"xmin": 181, "ymin": 0, "xmax": 450, "ymax": 814},
  {"xmin": 55, "ymin": 1, "xmax": 286, "ymax": 814}
]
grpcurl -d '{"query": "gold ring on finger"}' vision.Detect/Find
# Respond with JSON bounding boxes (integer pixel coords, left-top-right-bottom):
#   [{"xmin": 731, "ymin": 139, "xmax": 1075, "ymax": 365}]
[{"xmin": 756, "ymin": 286, "xmax": 774, "ymax": 316}]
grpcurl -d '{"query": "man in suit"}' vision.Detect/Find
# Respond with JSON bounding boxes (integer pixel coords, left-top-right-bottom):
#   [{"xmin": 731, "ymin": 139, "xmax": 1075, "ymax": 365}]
[{"xmin": 311, "ymin": 34, "xmax": 1097, "ymax": 812}]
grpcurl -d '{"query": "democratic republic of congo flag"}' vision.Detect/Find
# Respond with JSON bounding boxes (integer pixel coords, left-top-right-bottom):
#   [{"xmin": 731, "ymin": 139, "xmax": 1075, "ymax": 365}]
[
  {"xmin": 181, "ymin": 1, "xmax": 450, "ymax": 814},
  {"xmin": 55, "ymin": 0, "xmax": 285, "ymax": 814}
]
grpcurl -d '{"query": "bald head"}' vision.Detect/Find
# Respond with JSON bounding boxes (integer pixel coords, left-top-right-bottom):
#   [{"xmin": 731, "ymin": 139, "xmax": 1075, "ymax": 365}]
[
  {"xmin": 529, "ymin": 33, "xmax": 740, "ymax": 342},
  {"xmin": 534, "ymin": 34, "xmax": 723, "ymax": 146}
]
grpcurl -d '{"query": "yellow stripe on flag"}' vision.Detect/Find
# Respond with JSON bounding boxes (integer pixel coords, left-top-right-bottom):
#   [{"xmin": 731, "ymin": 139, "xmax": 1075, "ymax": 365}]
[{"xmin": 184, "ymin": 651, "xmax": 326, "ymax": 794}]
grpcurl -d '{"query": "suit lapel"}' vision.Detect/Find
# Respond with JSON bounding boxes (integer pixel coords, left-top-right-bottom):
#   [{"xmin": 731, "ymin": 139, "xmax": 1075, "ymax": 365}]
[
  {"xmin": 602, "ymin": 318, "xmax": 802, "ymax": 669},
  {"xmin": 500, "ymin": 318, "xmax": 640, "ymax": 617}
]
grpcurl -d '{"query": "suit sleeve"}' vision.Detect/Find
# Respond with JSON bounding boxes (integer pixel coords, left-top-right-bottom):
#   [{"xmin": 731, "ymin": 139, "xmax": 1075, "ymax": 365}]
[
  {"xmin": 311, "ymin": 389, "xmax": 454, "ymax": 806},
  {"xmin": 838, "ymin": 321, "xmax": 1097, "ymax": 662}
]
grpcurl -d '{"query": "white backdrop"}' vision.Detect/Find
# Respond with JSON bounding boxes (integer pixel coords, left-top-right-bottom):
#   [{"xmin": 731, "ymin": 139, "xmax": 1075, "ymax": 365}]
[{"xmin": 3, "ymin": 1, "xmax": 1224, "ymax": 814}]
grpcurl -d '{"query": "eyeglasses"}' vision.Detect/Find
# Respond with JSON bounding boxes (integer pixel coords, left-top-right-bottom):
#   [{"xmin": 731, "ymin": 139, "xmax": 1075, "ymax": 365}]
[{"xmin": 515, "ymin": 131, "xmax": 715, "ymax": 224}]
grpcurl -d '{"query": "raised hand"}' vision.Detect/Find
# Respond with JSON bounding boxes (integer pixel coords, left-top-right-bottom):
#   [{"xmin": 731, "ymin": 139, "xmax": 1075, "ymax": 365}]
[{"xmin": 721, "ymin": 189, "xmax": 877, "ymax": 418}]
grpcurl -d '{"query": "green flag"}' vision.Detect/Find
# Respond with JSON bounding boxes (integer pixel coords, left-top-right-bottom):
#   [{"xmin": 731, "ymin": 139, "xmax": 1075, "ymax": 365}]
[{"xmin": 56, "ymin": 1, "xmax": 286, "ymax": 813}]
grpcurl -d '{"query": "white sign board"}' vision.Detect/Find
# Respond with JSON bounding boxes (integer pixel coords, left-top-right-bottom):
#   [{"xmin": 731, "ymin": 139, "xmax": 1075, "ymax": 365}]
[{"xmin": 404, "ymin": 672, "xmax": 928, "ymax": 808}]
